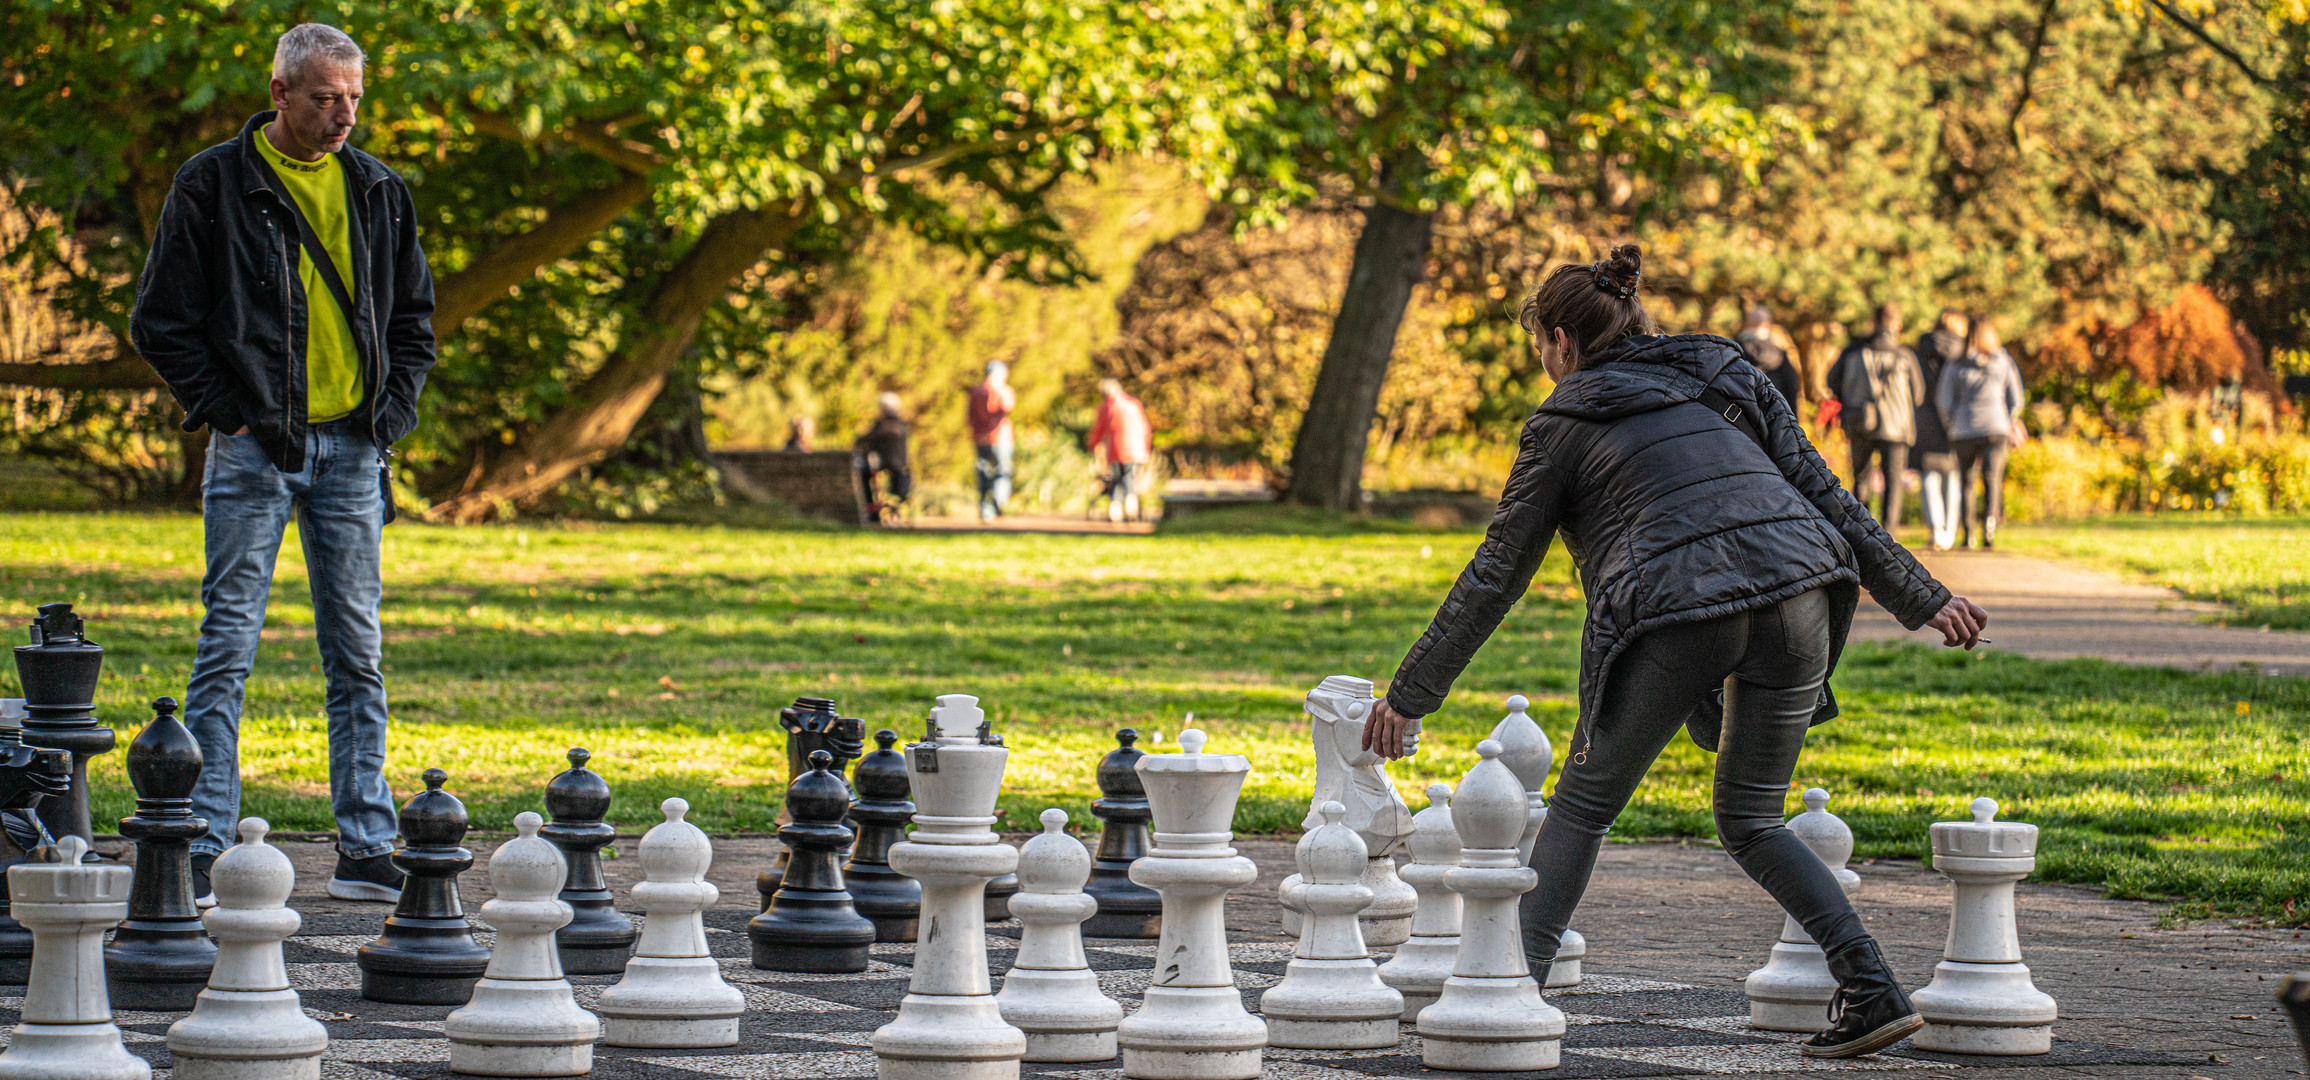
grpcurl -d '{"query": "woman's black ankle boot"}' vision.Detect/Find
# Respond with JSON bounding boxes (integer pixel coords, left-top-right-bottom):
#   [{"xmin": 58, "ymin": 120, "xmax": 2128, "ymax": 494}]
[{"xmin": 1800, "ymin": 939, "xmax": 1923, "ymax": 1058}]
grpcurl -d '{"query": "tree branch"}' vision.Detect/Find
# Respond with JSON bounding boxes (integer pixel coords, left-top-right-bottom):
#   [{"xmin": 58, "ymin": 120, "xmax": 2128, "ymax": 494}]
[
  {"xmin": 2144, "ymin": 0, "xmax": 2273, "ymax": 86},
  {"xmin": 429, "ymin": 174, "xmax": 654, "ymax": 340},
  {"xmin": 0, "ymin": 353, "xmax": 165, "ymax": 391},
  {"xmin": 456, "ymin": 109, "xmax": 666, "ymax": 175},
  {"xmin": 2009, "ymin": 0, "xmax": 2062, "ymax": 149}
]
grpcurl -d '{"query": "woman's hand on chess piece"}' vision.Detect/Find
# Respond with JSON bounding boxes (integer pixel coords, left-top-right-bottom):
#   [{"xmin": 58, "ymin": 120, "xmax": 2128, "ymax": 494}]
[{"xmin": 1361, "ymin": 698, "xmax": 1416, "ymax": 761}]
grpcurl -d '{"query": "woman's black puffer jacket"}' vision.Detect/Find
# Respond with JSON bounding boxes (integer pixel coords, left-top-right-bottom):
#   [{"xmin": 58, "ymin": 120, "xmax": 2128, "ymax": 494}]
[{"xmin": 1386, "ymin": 334, "xmax": 1951, "ymax": 732}]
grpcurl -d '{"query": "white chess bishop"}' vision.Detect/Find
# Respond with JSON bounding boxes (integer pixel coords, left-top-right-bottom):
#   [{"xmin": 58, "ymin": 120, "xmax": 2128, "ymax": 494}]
[
  {"xmin": 1416, "ymin": 740, "xmax": 1564, "ymax": 1072},
  {"xmin": 1744, "ymin": 788, "xmax": 1861, "ymax": 1031},
  {"xmin": 872, "ymin": 695, "xmax": 1027, "ymax": 1080},
  {"xmin": 1279, "ymin": 676, "xmax": 1417, "ymax": 947},
  {"xmin": 1490, "ymin": 694, "xmax": 1583, "ymax": 987},
  {"xmin": 0, "ymin": 835, "xmax": 148, "ymax": 1080},
  {"xmin": 1911, "ymin": 798, "xmax": 2059, "ymax": 1054},
  {"xmin": 166, "ymin": 819, "xmax": 330, "ymax": 1080},
  {"xmin": 597, "ymin": 797, "xmax": 745, "ymax": 1048},
  {"xmin": 995, "ymin": 808, "xmax": 1124, "ymax": 1061},
  {"xmin": 444, "ymin": 812, "xmax": 601, "ymax": 1077},
  {"xmin": 1260, "ymin": 800, "xmax": 1404, "ymax": 1049},
  {"xmin": 1116, "ymin": 728, "xmax": 1267, "ymax": 1080},
  {"xmin": 1377, "ymin": 783, "xmax": 1460, "ymax": 1020}
]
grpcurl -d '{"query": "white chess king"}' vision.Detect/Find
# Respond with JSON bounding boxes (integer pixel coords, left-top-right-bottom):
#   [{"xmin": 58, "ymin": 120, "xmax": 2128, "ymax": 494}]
[
  {"xmin": 165, "ymin": 818, "xmax": 329, "ymax": 1080},
  {"xmin": 1910, "ymin": 797, "xmax": 2058, "ymax": 1054},
  {"xmin": 597, "ymin": 797, "xmax": 746, "ymax": 1048}
]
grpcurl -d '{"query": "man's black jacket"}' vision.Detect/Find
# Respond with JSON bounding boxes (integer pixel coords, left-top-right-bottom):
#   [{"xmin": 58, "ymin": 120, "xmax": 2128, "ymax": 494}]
[
  {"xmin": 1387, "ymin": 334, "xmax": 1950, "ymax": 731},
  {"xmin": 130, "ymin": 111, "xmax": 436, "ymax": 473}
]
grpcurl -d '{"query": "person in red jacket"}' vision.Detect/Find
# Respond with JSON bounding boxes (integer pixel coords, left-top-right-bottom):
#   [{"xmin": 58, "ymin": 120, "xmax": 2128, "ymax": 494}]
[
  {"xmin": 966, "ymin": 360, "xmax": 1016, "ymax": 521},
  {"xmin": 1088, "ymin": 378, "xmax": 1153, "ymax": 523}
]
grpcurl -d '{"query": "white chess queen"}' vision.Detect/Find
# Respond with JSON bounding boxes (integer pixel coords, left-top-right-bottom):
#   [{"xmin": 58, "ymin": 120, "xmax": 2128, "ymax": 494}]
[{"xmin": 1357, "ymin": 244, "xmax": 1994, "ymax": 1061}]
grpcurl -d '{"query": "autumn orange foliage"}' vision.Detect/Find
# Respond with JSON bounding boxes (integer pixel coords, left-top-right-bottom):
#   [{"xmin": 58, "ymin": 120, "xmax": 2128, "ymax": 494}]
[{"xmin": 2035, "ymin": 285, "xmax": 2275, "ymax": 396}]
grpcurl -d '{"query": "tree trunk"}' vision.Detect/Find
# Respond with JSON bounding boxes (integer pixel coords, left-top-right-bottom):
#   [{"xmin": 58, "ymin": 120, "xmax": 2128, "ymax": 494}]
[
  {"xmin": 428, "ymin": 175, "xmax": 653, "ymax": 340},
  {"xmin": 1284, "ymin": 196, "xmax": 1434, "ymax": 510},
  {"xmin": 420, "ymin": 203, "xmax": 805, "ymax": 523}
]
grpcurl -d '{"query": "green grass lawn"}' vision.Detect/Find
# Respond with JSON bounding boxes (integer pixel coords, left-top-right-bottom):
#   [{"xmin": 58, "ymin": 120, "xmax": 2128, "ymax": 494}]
[
  {"xmin": 2001, "ymin": 515, "xmax": 2310, "ymax": 630},
  {"xmin": 2, "ymin": 510, "xmax": 2303, "ymax": 924}
]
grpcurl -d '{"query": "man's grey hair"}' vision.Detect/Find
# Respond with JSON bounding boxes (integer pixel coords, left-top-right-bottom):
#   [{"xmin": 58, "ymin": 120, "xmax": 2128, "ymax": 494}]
[{"xmin": 273, "ymin": 24, "xmax": 365, "ymax": 87}]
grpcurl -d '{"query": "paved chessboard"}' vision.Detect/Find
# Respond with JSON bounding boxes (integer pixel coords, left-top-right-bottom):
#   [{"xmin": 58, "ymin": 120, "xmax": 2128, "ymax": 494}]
[{"xmin": 20, "ymin": 909, "xmax": 2195, "ymax": 1079}]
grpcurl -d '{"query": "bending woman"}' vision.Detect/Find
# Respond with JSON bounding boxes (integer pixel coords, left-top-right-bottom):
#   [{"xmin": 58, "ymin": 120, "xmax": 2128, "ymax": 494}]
[{"xmin": 1360, "ymin": 245, "xmax": 1988, "ymax": 1059}]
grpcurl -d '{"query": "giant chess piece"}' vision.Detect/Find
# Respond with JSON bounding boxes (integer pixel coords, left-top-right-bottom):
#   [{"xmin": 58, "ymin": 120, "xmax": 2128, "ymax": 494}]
[
  {"xmin": 446, "ymin": 812, "xmax": 601, "ymax": 1077},
  {"xmin": 1911, "ymin": 797, "xmax": 2058, "ymax": 1055},
  {"xmin": 756, "ymin": 695, "xmax": 868, "ymax": 907},
  {"xmin": 0, "ymin": 836, "xmax": 146, "ymax": 1080},
  {"xmin": 165, "ymin": 818, "xmax": 328, "ymax": 1080},
  {"xmin": 1417, "ymin": 740, "xmax": 1564, "ymax": 1071},
  {"xmin": 996, "ymin": 808, "xmax": 1124, "ymax": 1061},
  {"xmin": 2281, "ymin": 973, "xmax": 2310, "ymax": 1071},
  {"xmin": 105, "ymin": 696, "xmax": 218, "ymax": 1010},
  {"xmin": 13, "ymin": 603, "xmax": 117, "ymax": 849},
  {"xmin": 1116, "ymin": 728, "xmax": 1266, "ymax": 1080},
  {"xmin": 1082, "ymin": 728, "xmax": 1161, "ymax": 938},
  {"xmin": 1491, "ymin": 693, "xmax": 1584, "ymax": 987},
  {"xmin": 872, "ymin": 695, "xmax": 1027, "ymax": 1080},
  {"xmin": 359, "ymin": 768, "xmax": 492, "ymax": 1004},
  {"xmin": 1262, "ymin": 800, "xmax": 1404, "ymax": 1049},
  {"xmin": 543, "ymin": 747, "xmax": 639, "ymax": 974},
  {"xmin": 0, "ymin": 698, "xmax": 70, "ymax": 985},
  {"xmin": 1745, "ymin": 787, "xmax": 1861, "ymax": 1031},
  {"xmin": 750, "ymin": 749, "xmax": 877, "ymax": 972},
  {"xmin": 599, "ymin": 797, "xmax": 745, "ymax": 1048},
  {"xmin": 844, "ymin": 729, "xmax": 923, "ymax": 942},
  {"xmin": 1379, "ymin": 783, "xmax": 1460, "ymax": 1020},
  {"xmin": 1280, "ymin": 676, "xmax": 1417, "ymax": 946}
]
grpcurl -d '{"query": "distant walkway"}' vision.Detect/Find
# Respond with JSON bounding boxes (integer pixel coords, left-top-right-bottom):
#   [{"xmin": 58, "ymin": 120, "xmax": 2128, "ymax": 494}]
[
  {"xmin": 903, "ymin": 513, "xmax": 1155, "ymax": 536},
  {"xmin": 1851, "ymin": 549, "xmax": 2310, "ymax": 677}
]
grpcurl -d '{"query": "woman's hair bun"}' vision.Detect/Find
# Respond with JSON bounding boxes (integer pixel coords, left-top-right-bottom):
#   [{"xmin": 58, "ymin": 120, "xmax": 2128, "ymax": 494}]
[{"xmin": 1603, "ymin": 243, "xmax": 1643, "ymax": 289}]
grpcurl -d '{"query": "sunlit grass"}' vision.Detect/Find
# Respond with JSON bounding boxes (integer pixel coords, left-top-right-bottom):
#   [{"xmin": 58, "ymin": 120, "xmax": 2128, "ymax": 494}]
[
  {"xmin": 2001, "ymin": 515, "xmax": 2310, "ymax": 630},
  {"xmin": 2, "ymin": 511, "xmax": 2302, "ymax": 923}
]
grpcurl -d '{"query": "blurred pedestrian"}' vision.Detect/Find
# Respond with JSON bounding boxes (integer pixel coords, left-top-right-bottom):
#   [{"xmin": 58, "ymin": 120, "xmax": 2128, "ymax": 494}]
[
  {"xmin": 1827, "ymin": 304, "xmax": 1926, "ymax": 532},
  {"xmin": 966, "ymin": 360, "xmax": 1016, "ymax": 521},
  {"xmin": 1088, "ymin": 378, "xmax": 1153, "ymax": 523},
  {"xmin": 1911, "ymin": 310, "xmax": 1968, "ymax": 551},
  {"xmin": 1736, "ymin": 305, "xmax": 1803, "ymax": 408},
  {"xmin": 783, "ymin": 414, "xmax": 815, "ymax": 452},
  {"xmin": 854, "ymin": 392, "xmax": 912, "ymax": 524},
  {"xmin": 1936, "ymin": 317, "xmax": 2027, "ymax": 549}
]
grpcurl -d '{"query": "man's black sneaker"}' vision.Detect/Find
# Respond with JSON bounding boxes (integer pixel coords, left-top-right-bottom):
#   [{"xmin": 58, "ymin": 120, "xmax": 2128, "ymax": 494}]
[
  {"xmin": 327, "ymin": 851, "xmax": 406, "ymax": 903},
  {"xmin": 191, "ymin": 851, "xmax": 218, "ymax": 909}
]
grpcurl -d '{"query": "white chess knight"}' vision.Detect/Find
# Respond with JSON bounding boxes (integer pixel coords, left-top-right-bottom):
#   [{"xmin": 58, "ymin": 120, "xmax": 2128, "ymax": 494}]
[
  {"xmin": 1744, "ymin": 788, "xmax": 1861, "ymax": 1031},
  {"xmin": 1116, "ymin": 728, "xmax": 1266, "ymax": 1080},
  {"xmin": 597, "ymin": 797, "xmax": 745, "ymax": 1048},
  {"xmin": 166, "ymin": 819, "xmax": 329, "ymax": 1080},
  {"xmin": 873, "ymin": 695, "xmax": 1027, "ymax": 1080},
  {"xmin": 1260, "ymin": 800, "xmax": 1404, "ymax": 1049},
  {"xmin": 995, "ymin": 809, "xmax": 1124, "ymax": 1061},
  {"xmin": 445, "ymin": 812, "xmax": 601, "ymax": 1077},
  {"xmin": 1417, "ymin": 740, "xmax": 1564, "ymax": 1072},
  {"xmin": 1377, "ymin": 783, "xmax": 1460, "ymax": 1020},
  {"xmin": 1910, "ymin": 798, "xmax": 2059, "ymax": 1055},
  {"xmin": 0, "ymin": 835, "xmax": 148, "ymax": 1080},
  {"xmin": 1490, "ymin": 693, "xmax": 1583, "ymax": 987},
  {"xmin": 1279, "ymin": 675, "xmax": 1417, "ymax": 947}
]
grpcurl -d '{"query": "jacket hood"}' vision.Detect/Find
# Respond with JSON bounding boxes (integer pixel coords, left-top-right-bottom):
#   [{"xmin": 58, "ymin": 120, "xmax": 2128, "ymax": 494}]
[{"xmin": 1536, "ymin": 334, "xmax": 1744, "ymax": 421}]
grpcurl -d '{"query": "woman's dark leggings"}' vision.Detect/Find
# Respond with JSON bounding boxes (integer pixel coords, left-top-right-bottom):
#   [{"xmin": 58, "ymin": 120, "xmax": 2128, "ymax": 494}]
[{"xmin": 1521, "ymin": 588, "xmax": 1871, "ymax": 970}]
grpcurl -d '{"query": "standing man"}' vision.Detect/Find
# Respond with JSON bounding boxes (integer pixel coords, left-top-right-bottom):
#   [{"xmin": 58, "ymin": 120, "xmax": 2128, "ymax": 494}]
[
  {"xmin": 1735, "ymin": 304, "xmax": 1803, "ymax": 408},
  {"xmin": 1826, "ymin": 304, "xmax": 1926, "ymax": 532},
  {"xmin": 1087, "ymin": 378, "xmax": 1153, "ymax": 523},
  {"xmin": 966, "ymin": 360, "xmax": 1016, "ymax": 521},
  {"xmin": 130, "ymin": 24, "xmax": 436, "ymax": 905}
]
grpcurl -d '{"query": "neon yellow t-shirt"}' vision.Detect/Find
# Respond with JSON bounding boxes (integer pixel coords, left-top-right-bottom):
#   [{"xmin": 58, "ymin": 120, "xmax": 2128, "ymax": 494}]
[{"xmin": 256, "ymin": 124, "xmax": 363, "ymax": 423}]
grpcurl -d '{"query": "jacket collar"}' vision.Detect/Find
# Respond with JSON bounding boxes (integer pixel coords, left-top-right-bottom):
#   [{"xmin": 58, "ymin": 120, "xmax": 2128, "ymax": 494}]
[{"xmin": 236, "ymin": 110, "xmax": 391, "ymax": 195}]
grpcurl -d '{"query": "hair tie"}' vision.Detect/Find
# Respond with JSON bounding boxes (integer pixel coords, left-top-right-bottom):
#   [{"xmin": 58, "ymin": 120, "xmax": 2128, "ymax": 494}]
[{"xmin": 1590, "ymin": 262, "xmax": 1639, "ymax": 301}]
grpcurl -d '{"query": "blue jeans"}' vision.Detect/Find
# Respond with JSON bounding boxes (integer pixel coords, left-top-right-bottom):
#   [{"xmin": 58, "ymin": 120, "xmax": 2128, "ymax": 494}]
[
  {"xmin": 975, "ymin": 443, "xmax": 1013, "ymax": 519},
  {"xmin": 185, "ymin": 422, "xmax": 398, "ymax": 859}
]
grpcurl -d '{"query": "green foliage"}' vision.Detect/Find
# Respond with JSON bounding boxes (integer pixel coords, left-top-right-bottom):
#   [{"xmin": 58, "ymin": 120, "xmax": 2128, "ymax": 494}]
[{"xmin": 2210, "ymin": 22, "xmax": 2310, "ymax": 352}]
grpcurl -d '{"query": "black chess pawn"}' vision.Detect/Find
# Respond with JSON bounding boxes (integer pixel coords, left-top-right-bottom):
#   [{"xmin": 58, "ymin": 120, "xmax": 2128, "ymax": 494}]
[
  {"xmin": 0, "ymin": 705, "xmax": 67, "ymax": 985},
  {"xmin": 1083, "ymin": 727, "xmax": 1162, "ymax": 937},
  {"xmin": 359, "ymin": 768, "xmax": 492, "ymax": 1004},
  {"xmin": 842, "ymin": 729, "xmax": 921, "ymax": 942},
  {"xmin": 757, "ymin": 696, "xmax": 868, "ymax": 908},
  {"xmin": 104, "ymin": 696, "xmax": 218, "ymax": 1010},
  {"xmin": 13, "ymin": 603, "xmax": 118, "ymax": 849},
  {"xmin": 542, "ymin": 747, "xmax": 639, "ymax": 974},
  {"xmin": 748, "ymin": 750, "xmax": 875, "ymax": 972},
  {"xmin": 2281, "ymin": 973, "xmax": 2309, "ymax": 1071}
]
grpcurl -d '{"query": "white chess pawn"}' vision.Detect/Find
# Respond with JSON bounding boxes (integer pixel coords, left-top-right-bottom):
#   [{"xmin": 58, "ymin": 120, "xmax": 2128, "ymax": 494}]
[
  {"xmin": 1378, "ymin": 783, "xmax": 1460, "ymax": 1020},
  {"xmin": 1417, "ymin": 740, "xmax": 1564, "ymax": 1072},
  {"xmin": 445, "ymin": 812, "xmax": 601, "ymax": 1077},
  {"xmin": 872, "ymin": 695, "xmax": 1027, "ymax": 1080},
  {"xmin": 0, "ymin": 835, "xmax": 147, "ymax": 1080},
  {"xmin": 1744, "ymin": 788, "xmax": 1861, "ymax": 1031},
  {"xmin": 996, "ymin": 809, "xmax": 1124, "ymax": 1061},
  {"xmin": 1280, "ymin": 676, "xmax": 1416, "ymax": 946},
  {"xmin": 1116, "ymin": 728, "xmax": 1266, "ymax": 1080},
  {"xmin": 1490, "ymin": 693, "xmax": 1584, "ymax": 987},
  {"xmin": 1911, "ymin": 797, "xmax": 2058, "ymax": 1055},
  {"xmin": 1262, "ymin": 801, "xmax": 1403, "ymax": 1049},
  {"xmin": 598, "ymin": 798, "xmax": 745, "ymax": 1048},
  {"xmin": 166, "ymin": 819, "xmax": 329, "ymax": 1079}
]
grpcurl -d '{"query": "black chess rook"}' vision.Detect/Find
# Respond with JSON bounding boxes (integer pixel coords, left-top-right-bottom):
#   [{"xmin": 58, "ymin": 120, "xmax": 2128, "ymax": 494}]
[
  {"xmin": 358, "ymin": 767, "xmax": 492, "ymax": 1004},
  {"xmin": 749, "ymin": 749, "xmax": 876, "ymax": 972},
  {"xmin": 843, "ymin": 729, "xmax": 922, "ymax": 942},
  {"xmin": 104, "ymin": 695, "xmax": 218, "ymax": 1011},
  {"xmin": 543, "ymin": 747, "xmax": 639, "ymax": 974},
  {"xmin": 1083, "ymin": 727, "xmax": 1161, "ymax": 938}
]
